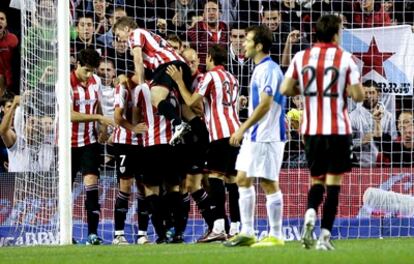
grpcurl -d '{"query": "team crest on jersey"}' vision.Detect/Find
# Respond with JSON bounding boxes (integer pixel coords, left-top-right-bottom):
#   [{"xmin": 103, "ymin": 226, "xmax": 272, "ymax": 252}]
[{"xmin": 120, "ymin": 166, "xmax": 126, "ymax": 173}]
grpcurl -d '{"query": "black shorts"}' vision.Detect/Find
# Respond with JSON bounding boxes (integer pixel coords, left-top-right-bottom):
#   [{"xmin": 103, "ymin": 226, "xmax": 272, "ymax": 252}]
[
  {"xmin": 72, "ymin": 143, "xmax": 101, "ymax": 181},
  {"xmin": 304, "ymin": 135, "xmax": 353, "ymax": 177},
  {"xmin": 205, "ymin": 138, "xmax": 239, "ymax": 176},
  {"xmin": 151, "ymin": 60, "xmax": 193, "ymax": 92},
  {"xmin": 141, "ymin": 144, "xmax": 185, "ymax": 186},
  {"xmin": 181, "ymin": 117, "xmax": 209, "ymax": 174},
  {"xmin": 114, "ymin": 143, "xmax": 143, "ymax": 179}
]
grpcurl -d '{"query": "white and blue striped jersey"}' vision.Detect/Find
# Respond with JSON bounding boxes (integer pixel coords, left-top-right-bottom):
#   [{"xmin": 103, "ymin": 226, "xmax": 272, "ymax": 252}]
[{"xmin": 245, "ymin": 56, "xmax": 286, "ymax": 142}]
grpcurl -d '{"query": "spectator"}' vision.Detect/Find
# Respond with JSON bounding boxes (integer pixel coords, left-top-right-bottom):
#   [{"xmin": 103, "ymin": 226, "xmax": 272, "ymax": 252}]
[
  {"xmin": 0, "ymin": 10, "xmax": 18, "ymax": 93},
  {"xmin": 92, "ymin": 0, "xmax": 110, "ymax": 35},
  {"xmin": 24, "ymin": 0, "xmax": 57, "ymax": 89},
  {"xmin": 283, "ymin": 94, "xmax": 306, "ymax": 168},
  {"xmin": 218, "ymin": 0, "xmax": 238, "ymax": 26},
  {"xmin": 0, "ymin": 92, "xmax": 14, "ymax": 172},
  {"xmin": 71, "ymin": 13, "xmax": 104, "ymax": 67},
  {"xmin": 97, "ymin": 6, "xmax": 127, "ymax": 48},
  {"xmin": 169, "ymin": 0, "xmax": 200, "ymax": 34},
  {"xmin": 105, "ymin": 37, "xmax": 134, "ymax": 77},
  {"xmin": 227, "ymin": 23, "xmax": 252, "ymax": 121},
  {"xmin": 0, "ymin": 93, "xmax": 55, "ymax": 172},
  {"xmin": 188, "ymin": 0, "xmax": 228, "ymax": 72},
  {"xmin": 155, "ymin": 17, "xmax": 168, "ymax": 38},
  {"xmin": 260, "ymin": 1, "xmax": 309, "ymax": 66},
  {"xmin": 349, "ymin": 80, "xmax": 397, "ymax": 167},
  {"xmin": 351, "ymin": 0, "xmax": 392, "ymax": 28},
  {"xmin": 373, "ymin": 111, "xmax": 414, "ymax": 167},
  {"xmin": 298, "ymin": 0, "xmax": 345, "ymax": 43}
]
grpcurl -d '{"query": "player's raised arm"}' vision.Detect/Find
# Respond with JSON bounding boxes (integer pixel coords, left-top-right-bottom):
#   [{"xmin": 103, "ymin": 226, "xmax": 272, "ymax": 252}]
[
  {"xmin": 166, "ymin": 65, "xmax": 202, "ymax": 108},
  {"xmin": 0, "ymin": 95, "xmax": 18, "ymax": 148},
  {"xmin": 281, "ymin": 53, "xmax": 300, "ymax": 96}
]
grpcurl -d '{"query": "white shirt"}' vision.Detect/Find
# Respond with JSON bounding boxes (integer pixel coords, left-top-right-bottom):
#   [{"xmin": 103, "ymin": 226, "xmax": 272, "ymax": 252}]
[
  {"xmin": 349, "ymin": 104, "xmax": 397, "ymax": 167},
  {"xmin": 245, "ymin": 56, "xmax": 286, "ymax": 142},
  {"xmin": 100, "ymin": 84, "xmax": 115, "ymax": 118},
  {"xmin": 8, "ymin": 136, "xmax": 55, "ymax": 173}
]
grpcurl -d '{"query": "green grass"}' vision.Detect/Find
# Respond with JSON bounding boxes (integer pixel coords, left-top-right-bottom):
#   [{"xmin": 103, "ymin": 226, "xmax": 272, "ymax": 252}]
[{"xmin": 1, "ymin": 238, "xmax": 414, "ymax": 264}]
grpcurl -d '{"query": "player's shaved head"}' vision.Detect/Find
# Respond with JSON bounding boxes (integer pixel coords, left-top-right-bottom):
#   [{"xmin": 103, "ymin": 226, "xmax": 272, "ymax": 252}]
[
  {"xmin": 182, "ymin": 48, "xmax": 197, "ymax": 59},
  {"xmin": 182, "ymin": 48, "xmax": 199, "ymax": 75}
]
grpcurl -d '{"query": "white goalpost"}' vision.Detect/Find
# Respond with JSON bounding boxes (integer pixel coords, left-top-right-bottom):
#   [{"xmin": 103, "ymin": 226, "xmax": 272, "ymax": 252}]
[{"xmin": 57, "ymin": 0, "xmax": 73, "ymax": 245}]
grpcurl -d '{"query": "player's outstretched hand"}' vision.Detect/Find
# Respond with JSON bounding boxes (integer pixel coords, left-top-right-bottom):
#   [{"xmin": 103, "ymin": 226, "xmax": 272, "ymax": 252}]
[{"xmin": 166, "ymin": 65, "xmax": 183, "ymax": 83}]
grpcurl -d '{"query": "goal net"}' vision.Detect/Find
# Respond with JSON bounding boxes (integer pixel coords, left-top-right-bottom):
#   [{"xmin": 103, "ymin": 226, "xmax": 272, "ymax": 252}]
[
  {"xmin": 1, "ymin": 0, "xmax": 414, "ymax": 246},
  {"xmin": 0, "ymin": 0, "xmax": 59, "ymax": 246}
]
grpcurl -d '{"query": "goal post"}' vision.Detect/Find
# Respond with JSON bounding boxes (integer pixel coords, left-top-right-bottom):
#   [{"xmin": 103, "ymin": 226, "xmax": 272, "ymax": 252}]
[{"xmin": 57, "ymin": 0, "xmax": 73, "ymax": 246}]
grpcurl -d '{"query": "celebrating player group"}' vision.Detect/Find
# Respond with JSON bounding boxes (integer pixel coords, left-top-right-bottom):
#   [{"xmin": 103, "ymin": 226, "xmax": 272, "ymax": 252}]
[{"xmin": 68, "ymin": 13, "xmax": 363, "ymax": 250}]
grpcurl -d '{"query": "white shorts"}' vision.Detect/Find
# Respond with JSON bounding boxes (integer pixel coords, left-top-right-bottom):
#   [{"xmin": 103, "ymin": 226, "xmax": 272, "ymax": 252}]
[{"xmin": 235, "ymin": 140, "xmax": 285, "ymax": 181}]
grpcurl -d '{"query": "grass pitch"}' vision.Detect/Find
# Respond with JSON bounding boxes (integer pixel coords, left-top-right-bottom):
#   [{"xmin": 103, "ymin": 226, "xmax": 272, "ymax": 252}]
[{"xmin": 1, "ymin": 238, "xmax": 413, "ymax": 264}]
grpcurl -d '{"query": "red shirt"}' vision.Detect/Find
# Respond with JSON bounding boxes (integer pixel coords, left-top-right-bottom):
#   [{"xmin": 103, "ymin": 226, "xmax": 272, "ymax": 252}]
[
  {"xmin": 0, "ymin": 31, "xmax": 18, "ymax": 87},
  {"xmin": 352, "ymin": 4, "xmax": 392, "ymax": 28},
  {"xmin": 188, "ymin": 21, "xmax": 228, "ymax": 72}
]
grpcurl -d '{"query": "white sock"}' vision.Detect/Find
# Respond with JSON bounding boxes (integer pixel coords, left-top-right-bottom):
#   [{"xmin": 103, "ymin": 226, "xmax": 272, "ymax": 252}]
[
  {"xmin": 319, "ymin": 228, "xmax": 331, "ymax": 241},
  {"xmin": 239, "ymin": 186, "xmax": 256, "ymax": 236},
  {"xmin": 137, "ymin": 230, "xmax": 147, "ymax": 236},
  {"xmin": 229, "ymin": 221, "xmax": 240, "ymax": 236},
  {"xmin": 114, "ymin": 230, "xmax": 124, "ymax": 236},
  {"xmin": 266, "ymin": 191, "xmax": 283, "ymax": 239},
  {"xmin": 212, "ymin": 218, "xmax": 225, "ymax": 233}
]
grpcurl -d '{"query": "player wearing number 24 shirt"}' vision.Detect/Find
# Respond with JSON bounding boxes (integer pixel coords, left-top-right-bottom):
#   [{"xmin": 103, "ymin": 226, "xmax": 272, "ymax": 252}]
[{"xmin": 281, "ymin": 15, "xmax": 364, "ymax": 251}]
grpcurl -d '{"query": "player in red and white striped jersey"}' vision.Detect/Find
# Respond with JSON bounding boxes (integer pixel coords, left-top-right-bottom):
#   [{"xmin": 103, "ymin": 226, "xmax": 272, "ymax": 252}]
[
  {"xmin": 114, "ymin": 16, "xmax": 193, "ymax": 145},
  {"xmin": 70, "ymin": 48, "xmax": 115, "ymax": 245},
  {"xmin": 167, "ymin": 45, "xmax": 241, "ymax": 242},
  {"xmin": 134, "ymin": 82, "xmax": 187, "ymax": 244},
  {"xmin": 281, "ymin": 15, "xmax": 364, "ymax": 251},
  {"xmin": 135, "ymin": 82, "xmax": 176, "ymax": 146},
  {"xmin": 167, "ymin": 48, "xmax": 221, "ymax": 241},
  {"xmin": 283, "ymin": 42, "xmax": 361, "ymax": 136},
  {"xmin": 112, "ymin": 80, "xmax": 149, "ymax": 245}
]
